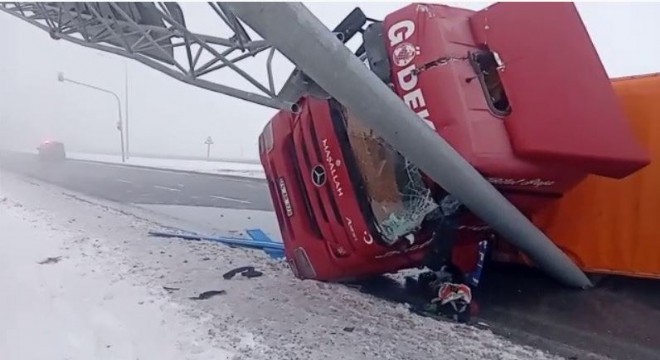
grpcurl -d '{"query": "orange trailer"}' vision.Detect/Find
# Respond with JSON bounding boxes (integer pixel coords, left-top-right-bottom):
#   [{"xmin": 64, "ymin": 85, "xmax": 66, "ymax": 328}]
[{"xmin": 531, "ymin": 73, "xmax": 660, "ymax": 279}]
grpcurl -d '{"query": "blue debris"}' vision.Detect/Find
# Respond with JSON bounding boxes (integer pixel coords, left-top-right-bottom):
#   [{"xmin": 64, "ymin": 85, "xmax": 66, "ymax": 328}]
[
  {"xmin": 148, "ymin": 228, "xmax": 285, "ymax": 259},
  {"xmin": 244, "ymin": 229, "xmax": 285, "ymax": 259}
]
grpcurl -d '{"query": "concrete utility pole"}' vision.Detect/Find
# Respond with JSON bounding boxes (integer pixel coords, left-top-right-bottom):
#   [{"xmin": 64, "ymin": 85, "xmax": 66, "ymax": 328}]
[
  {"xmin": 227, "ymin": 2, "xmax": 591, "ymax": 289},
  {"xmin": 57, "ymin": 72, "xmax": 125, "ymax": 162}
]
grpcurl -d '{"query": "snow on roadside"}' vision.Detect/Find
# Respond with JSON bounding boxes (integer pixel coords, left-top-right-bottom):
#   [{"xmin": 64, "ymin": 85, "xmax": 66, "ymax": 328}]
[
  {"xmin": 0, "ymin": 198, "xmax": 253, "ymax": 360},
  {"xmin": 0, "ymin": 172, "xmax": 561, "ymax": 360},
  {"xmin": 67, "ymin": 152, "xmax": 266, "ymax": 179}
]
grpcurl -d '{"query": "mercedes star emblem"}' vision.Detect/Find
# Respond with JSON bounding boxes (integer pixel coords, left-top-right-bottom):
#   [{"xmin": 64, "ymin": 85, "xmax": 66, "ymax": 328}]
[{"xmin": 311, "ymin": 165, "xmax": 327, "ymax": 187}]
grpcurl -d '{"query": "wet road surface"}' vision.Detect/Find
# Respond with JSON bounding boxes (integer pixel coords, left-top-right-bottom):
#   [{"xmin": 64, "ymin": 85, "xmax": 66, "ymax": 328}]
[
  {"xmin": 2, "ymin": 151, "xmax": 658, "ymax": 359},
  {"xmin": 478, "ymin": 264, "xmax": 659, "ymax": 360},
  {"xmin": 0, "ymin": 151, "xmax": 273, "ymax": 211}
]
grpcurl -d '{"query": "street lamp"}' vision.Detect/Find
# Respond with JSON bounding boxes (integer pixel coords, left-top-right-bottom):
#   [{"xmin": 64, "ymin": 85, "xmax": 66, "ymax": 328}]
[
  {"xmin": 57, "ymin": 71, "xmax": 126, "ymax": 162},
  {"xmin": 96, "ymin": 52, "xmax": 130, "ymax": 159}
]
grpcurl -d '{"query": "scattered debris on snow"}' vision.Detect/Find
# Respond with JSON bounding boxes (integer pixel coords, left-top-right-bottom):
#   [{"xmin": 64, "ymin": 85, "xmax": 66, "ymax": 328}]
[
  {"xmin": 0, "ymin": 171, "xmax": 562, "ymax": 360},
  {"xmin": 0, "ymin": 196, "xmax": 242, "ymax": 360},
  {"xmin": 189, "ymin": 290, "xmax": 227, "ymax": 301},
  {"xmin": 223, "ymin": 266, "xmax": 264, "ymax": 280},
  {"xmin": 37, "ymin": 255, "xmax": 62, "ymax": 264}
]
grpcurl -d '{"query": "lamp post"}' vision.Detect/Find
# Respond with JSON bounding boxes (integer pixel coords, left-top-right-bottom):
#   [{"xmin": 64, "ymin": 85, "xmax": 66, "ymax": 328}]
[
  {"xmin": 57, "ymin": 72, "xmax": 125, "ymax": 162},
  {"xmin": 96, "ymin": 52, "xmax": 130, "ymax": 159},
  {"xmin": 124, "ymin": 60, "xmax": 129, "ymax": 159}
]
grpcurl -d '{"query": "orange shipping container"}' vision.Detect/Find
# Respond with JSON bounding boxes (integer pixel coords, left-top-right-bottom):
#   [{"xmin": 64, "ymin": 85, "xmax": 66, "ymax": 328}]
[{"xmin": 533, "ymin": 73, "xmax": 660, "ymax": 279}]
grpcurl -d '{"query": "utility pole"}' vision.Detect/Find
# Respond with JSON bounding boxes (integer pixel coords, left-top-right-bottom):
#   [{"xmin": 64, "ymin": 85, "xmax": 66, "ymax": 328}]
[
  {"xmin": 205, "ymin": 136, "xmax": 214, "ymax": 160},
  {"xmin": 228, "ymin": 2, "xmax": 591, "ymax": 288}
]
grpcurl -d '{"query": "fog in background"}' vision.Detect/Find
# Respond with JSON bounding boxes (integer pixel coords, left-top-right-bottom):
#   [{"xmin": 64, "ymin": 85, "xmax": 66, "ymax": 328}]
[{"xmin": 0, "ymin": 2, "xmax": 658, "ymax": 161}]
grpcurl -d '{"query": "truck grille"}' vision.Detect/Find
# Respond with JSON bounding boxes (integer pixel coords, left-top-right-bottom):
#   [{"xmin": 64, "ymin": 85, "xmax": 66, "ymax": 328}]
[
  {"xmin": 285, "ymin": 137, "xmax": 323, "ymax": 239},
  {"xmin": 293, "ymin": 114, "xmax": 351, "ymax": 248}
]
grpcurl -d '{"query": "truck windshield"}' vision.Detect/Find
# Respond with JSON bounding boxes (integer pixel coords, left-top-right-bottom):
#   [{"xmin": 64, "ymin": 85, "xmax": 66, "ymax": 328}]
[{"xmin": 335, "ymin": 104, "xmax": 440, "ymax": 245}]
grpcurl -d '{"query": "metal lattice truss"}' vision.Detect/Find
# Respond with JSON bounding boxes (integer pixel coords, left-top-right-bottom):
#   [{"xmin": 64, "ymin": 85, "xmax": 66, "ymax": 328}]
[
  {"xmin": 0, "ymin": 2, "xmax": 368, "ymax": 111},
  {"xmin": 0, "ymin": 2, "xmax": 592, "ymax": 287}
]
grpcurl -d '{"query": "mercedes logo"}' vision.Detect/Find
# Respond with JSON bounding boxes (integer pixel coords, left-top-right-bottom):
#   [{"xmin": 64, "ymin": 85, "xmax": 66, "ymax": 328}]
[{"xmin": 311, "ymin": 165, "xmax": 327, "ymax": 187}]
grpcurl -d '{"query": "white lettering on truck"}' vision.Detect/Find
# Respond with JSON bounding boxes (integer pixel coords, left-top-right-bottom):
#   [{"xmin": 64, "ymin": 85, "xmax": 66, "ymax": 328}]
[
  {"xmin": 322, "ymin": 138, "xmax": 344, "ymax": 197},
  {"xmin": 345, "ymin": 217, "xmax": 359, "ymax": 243},
  {"xmin": 387, "ymin": 19, "xmax": 435, "ymax": 130},
  {"xmin": 362, "ymin": 230, "xmax": 374, "ymax": 245},
  {"xmin": 387, "ymin": 20, "xmax": 415, "ymax": 45},
  {"xmin": 487, "ymin": 177, "xmax": 555, "ymax": 188}
]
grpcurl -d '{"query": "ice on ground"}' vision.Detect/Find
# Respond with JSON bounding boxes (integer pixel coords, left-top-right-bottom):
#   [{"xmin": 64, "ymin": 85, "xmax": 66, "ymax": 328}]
[
  {"xmin": 0, "ymin": 172, "xmax": 561, "ymax": 360},
  {"xmin": 68, "ymin": 152, "xmax": 266, "ymax": 179}
]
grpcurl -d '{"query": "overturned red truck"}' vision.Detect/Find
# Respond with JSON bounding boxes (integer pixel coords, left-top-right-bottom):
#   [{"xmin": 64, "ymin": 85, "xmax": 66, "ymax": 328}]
[{"xmin": 258, "ymin": 2, "xmax": 652, "ymax": 295}]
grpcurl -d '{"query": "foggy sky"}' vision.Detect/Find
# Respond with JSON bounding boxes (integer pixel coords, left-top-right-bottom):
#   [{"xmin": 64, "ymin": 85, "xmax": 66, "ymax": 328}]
[{"xmin": 1, "ymin": 2, "xmax": 658, "ymax": 161}]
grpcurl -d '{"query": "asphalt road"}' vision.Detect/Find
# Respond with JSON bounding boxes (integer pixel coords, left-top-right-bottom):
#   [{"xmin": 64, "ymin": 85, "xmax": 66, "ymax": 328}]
[
  {"xmin": 0, "ymin": 151, "xmax": 274, "ymax": 211},
  {"xmin": 478, "ymin": 265, "xmax": 659, "ymax": 360},
  {"xmin": 2, "ymin": 151, "xmax": 658, "ymax": 360}
]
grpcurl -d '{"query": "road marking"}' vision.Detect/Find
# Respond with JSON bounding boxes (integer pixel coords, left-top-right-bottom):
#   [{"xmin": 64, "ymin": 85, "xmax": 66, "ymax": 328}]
[
  {"xmin": 210, "ymin": 195, "xmax": 251, "ymax": 204},
  {"xmin": 116, "ymin": 178, "xmax": 132, "ymax": 184},
  {"xmin": 154, "ymin": 185, "xmax": 182, "ymax": 192}
]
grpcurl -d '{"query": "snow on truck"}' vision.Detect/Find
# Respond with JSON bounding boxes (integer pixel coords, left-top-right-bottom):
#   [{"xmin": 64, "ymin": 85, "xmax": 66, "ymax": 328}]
[{"xmin": 258, "ymin": 2, "xmax": 656, "ymax": 317}]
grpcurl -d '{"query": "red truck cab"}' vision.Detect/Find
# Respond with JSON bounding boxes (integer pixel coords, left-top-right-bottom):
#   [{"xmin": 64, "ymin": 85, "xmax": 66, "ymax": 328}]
[
  {"xmin": 259, "ymin": 2, "xmax": 649, "ymax": 282},
  {"xmin": 259, "ymin": 97, "xmax": 439, "ymax": 281}
]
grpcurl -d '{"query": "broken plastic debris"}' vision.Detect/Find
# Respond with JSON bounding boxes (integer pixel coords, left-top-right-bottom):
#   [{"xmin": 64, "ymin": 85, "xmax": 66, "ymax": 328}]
[
  {"xmin": 189, "ymin": 290, "xmax": 226, "ymax": 300},
  {"xmin": 223, "ymin": 266, "xmax": 263, "ymax": 280},
  {"xmin": 38, "ymin": 256, "xmax": 62, "ymax": 265}
]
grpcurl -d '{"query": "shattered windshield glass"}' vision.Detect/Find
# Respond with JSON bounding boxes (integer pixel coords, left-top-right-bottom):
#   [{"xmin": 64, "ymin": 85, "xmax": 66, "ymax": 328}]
[{"xmin": 340, "ymin": 106, "xmax": 439, "ymax": 245}]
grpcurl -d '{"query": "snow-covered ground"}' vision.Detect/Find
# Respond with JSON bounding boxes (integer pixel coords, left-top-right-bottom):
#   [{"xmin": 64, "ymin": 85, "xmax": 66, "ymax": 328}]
[
  {"xmin": 67, "ymin": 152, "xmax": 266, "ymax": 179},
  {"xmin": 0, "ymin": 171, "xmax": 560, "ymax": 360},
  {"xmin": 0, "ymin": 187, "xmax": 242, "ymax": 359}
]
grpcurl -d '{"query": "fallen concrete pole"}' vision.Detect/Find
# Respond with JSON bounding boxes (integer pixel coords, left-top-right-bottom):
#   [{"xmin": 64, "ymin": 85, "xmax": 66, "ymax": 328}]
[{"xmin": 227, "ymin": 2, "xmax": 592, "ymax": 289}]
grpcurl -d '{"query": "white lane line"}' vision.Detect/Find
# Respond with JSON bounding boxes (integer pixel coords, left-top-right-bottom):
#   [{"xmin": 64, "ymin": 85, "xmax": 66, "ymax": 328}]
[
  {"xmin": 154, "ymin": 185, "xmax": 182, "ymax": 192},
  {"xmin": 210, "ymin": 195, "xmax": 251, "ymax": 204},
  {"xmin": 116, "ymin": 178, "xmax": 132, "ymax": 184}
]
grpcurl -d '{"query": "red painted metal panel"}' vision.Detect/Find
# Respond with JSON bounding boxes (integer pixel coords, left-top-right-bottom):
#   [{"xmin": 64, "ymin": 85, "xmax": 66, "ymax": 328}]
[
  {"xmin": 382, "ymin": 3, "xmax": 586, "ymax": 199},
  {"xmin": 470, "ymin": 2, "xmax": 649, "ymax": 178}
]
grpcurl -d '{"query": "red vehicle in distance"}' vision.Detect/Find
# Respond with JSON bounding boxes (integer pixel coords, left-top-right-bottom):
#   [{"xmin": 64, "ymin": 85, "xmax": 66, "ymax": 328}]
[{"xmin": 258, "ymin": 3, "xmax": 648, "ymax": 286}]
